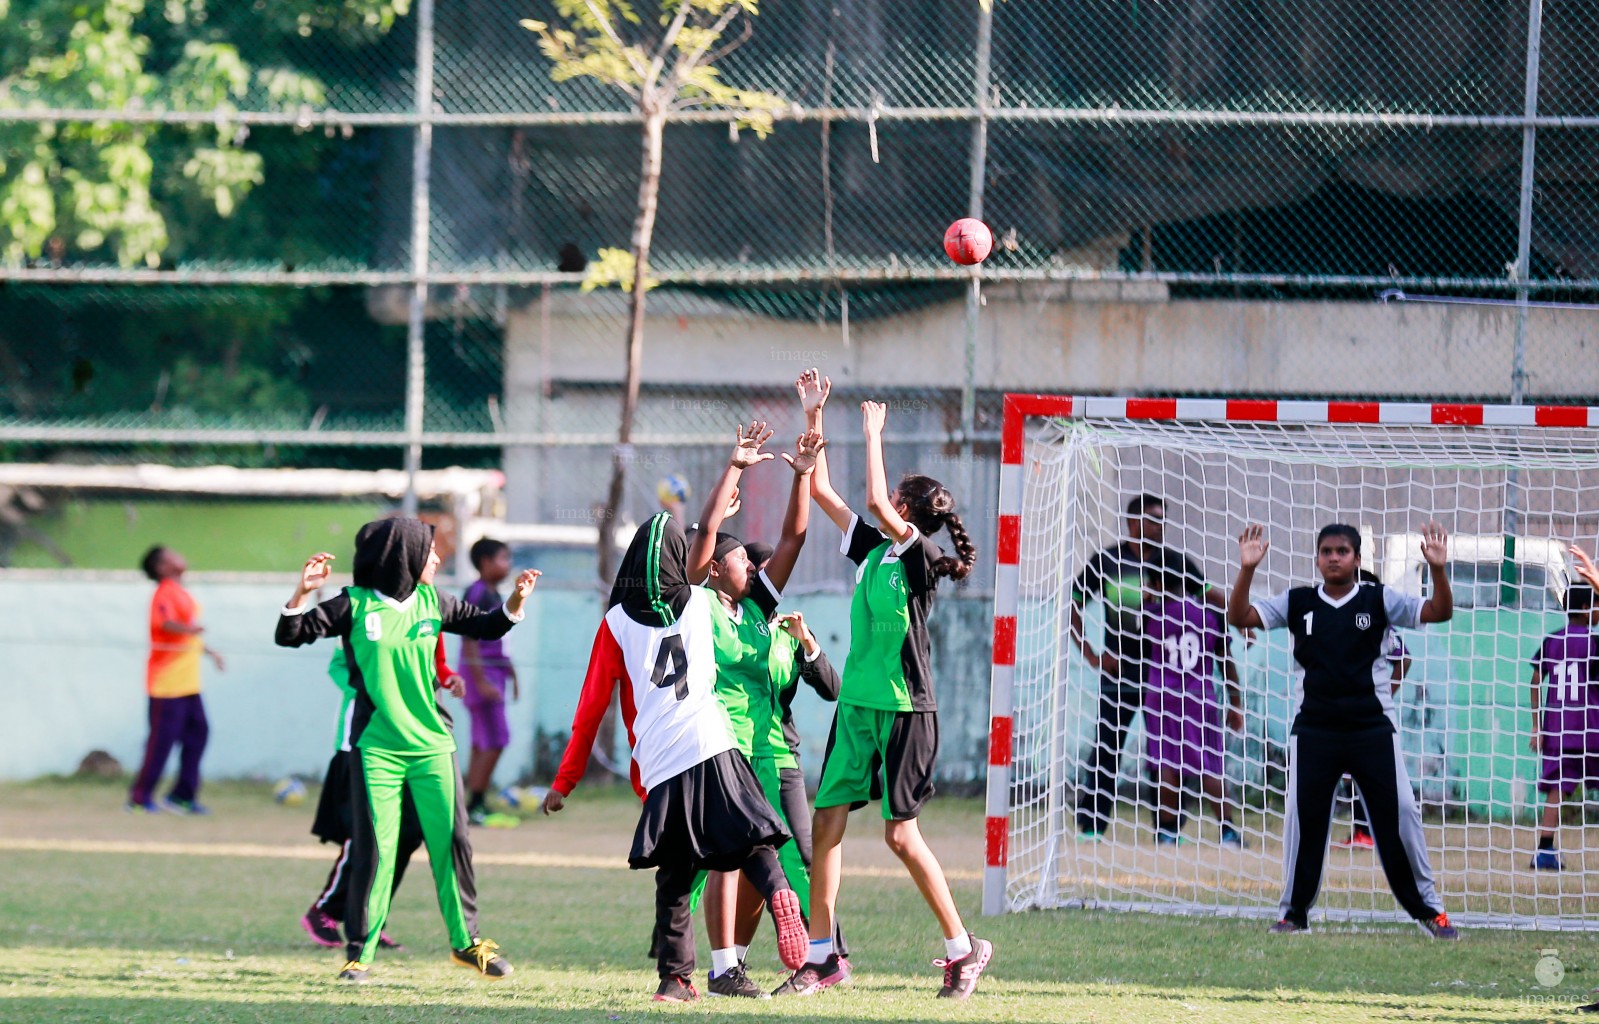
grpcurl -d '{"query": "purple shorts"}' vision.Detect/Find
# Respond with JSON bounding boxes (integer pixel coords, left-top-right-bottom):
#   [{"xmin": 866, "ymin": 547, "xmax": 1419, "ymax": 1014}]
[
  {"xmin": 1538, "ymin": 750, "xmax": 1599, "ymax": 794},
  {"xmin": 466, "ymin": 698, "xmax": 510, "ymax": 751},
  {"xmin": 1143, "ymin": 689, "xmax": 1223, "ymax": 778}
]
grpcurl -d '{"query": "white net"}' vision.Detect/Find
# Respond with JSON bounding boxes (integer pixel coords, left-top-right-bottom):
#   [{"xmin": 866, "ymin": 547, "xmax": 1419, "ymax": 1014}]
[{"xmin": 1005, "ymin": 412, "xmax": 1599, "ymax": 930}]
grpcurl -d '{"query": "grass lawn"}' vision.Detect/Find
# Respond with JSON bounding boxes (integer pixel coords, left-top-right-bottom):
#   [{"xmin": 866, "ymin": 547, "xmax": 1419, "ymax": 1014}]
[{"xmin": 0, "ymin": 778, "xmax": 1584, "ymax": 1022}]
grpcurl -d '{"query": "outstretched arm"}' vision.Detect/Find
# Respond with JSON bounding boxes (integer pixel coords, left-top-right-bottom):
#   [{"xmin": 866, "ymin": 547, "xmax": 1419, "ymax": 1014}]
[
  {"xmin": 276, "ymin": 552, "xmax": 352, "ymax": 645},
  {"xmin": 765, "ymin": 430, "xmax": 823, "ymax": 591},
  {"xmin": 688, "ymin": 420, "xmax": 774, "ymax": 582},
  {"xmin": 861, "ymin": 401, "xmax": 912, "ymax": 544},
  {"xmin": 797, "ymin": 369, "xmax": 854, "ymax": 532},
  {"xmin": 1227, "ymin": 525, "xmax": 1268, "ymax": 630},
  {"xmin": 439, "ymin": 570, "xmax": 541, "ymax": 639},
  {"xmin": 1417, "ymin": 522, "xmax": 1453, "ymax": 624},
  {"xmin": 1571, "ymin": 544, "xmax": 1599, "ymax": 593}
]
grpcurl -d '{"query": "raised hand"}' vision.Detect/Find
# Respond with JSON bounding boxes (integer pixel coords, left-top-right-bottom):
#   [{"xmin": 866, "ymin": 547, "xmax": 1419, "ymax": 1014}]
[
  {"xmin": 506, "ymin": 568, "xmax": 542, "ymax": 617},
  {"xmin": 1571, "ymin": 544, "xmax": 1599, "ymax": 591},
  {"xmin": 861, "ymin": 400, "xmax": 887, "ymax": 437},
  {"xmin": 512, "ymin": 568, "xmax": 542, "ymax": 600},
  {"xmin": 1237, "ymin": 525, "xmax": 1268, "ymax": 570},
  {"xmin": 780, "ymin": 429, "xmax": 826, "ymax": 475},
  {"xmin": 299, "ymin": 552, "xmax": 335, "ymax": 596},
  {"xmin": 796, "ymin": 368, "xmax": 831, "ymax": 418},
  {"xmin": 724, "ymin": 486, "xmax": 741, "ymax": 520},
  {"xmin": 730, "ymin": 420, "xmax": 776, "ymax": 470},
  {"xmin": 1418, "ymin": 522, "xmax": 1449, "ymax": 569}
]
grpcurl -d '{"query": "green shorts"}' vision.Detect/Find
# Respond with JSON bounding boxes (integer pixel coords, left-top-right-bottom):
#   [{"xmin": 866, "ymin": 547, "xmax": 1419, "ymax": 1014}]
[{"xmin": 814, "ymin": 703, "xmax": 938, "ymax": 821}]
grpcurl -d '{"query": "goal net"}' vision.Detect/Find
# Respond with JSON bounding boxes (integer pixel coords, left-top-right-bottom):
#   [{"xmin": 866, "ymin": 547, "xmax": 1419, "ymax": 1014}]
[{"xmin": 984, "ymin": 395, "xmax": 1599, "ymax": 931}]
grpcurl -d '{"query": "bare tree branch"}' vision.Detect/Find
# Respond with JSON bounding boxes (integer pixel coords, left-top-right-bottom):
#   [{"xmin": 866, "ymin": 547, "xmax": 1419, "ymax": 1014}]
[
  {"xmin": 647, "ymin": 1, "xmax": 696, "ymax": 92},
  {"xmin": 702, "ymin": 14, "xmax": 754, "ymax": 68},
  {"xmin": 667, "ymin": 4, "xmax": 742, "ymax": 95},
  {"xmin": 582, "ymin": 0, "xmax": 649, "ymax": 78}
]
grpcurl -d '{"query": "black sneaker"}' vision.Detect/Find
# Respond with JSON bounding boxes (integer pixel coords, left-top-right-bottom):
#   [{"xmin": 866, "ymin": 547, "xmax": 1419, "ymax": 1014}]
[
  {"xmin": 1578, "ymin": 1000, "xmax": 1599, "ymax": 1013},
  {"xmin": 707, "ymin": 963, "xmax": 768, "ymax": 999},
  {"xmin": 337, "ymin": 960, "xmax": 372, "ymax": 983},
  {"xmin": 934, "ymin": 935, "xmax": 993, "ymax": 1000},
  {"xmin": 1269, "ymin": 919, "xmax": 1307, "ymax": 934},
  {"xmin": 451, "ymin": 938, "xmax": 513, "ymax": 978},
  {"xmin": 653, "ymin": 975, "xmax": 699, "ymax": 1002},
  {"xmin": 770, "ymin": 954, "xmax": 850, "ymax": 997},
  {"xmin": 377, "ymin": 931, "xmax": 405, "ymax": 952},
  {"xmin": 1418, "ymin": 913, "xmax": 1459, "ymax": 940}
]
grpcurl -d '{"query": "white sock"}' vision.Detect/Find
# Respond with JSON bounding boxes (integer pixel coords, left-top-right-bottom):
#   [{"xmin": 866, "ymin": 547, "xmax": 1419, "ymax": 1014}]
[
  {"xmin": 734, "ymin": 944, "xmax": 749, "ymax": 964},
  {"xmin": 944, "ymin": 933, "xmax": 973, "ymax": 960},
  {"xmin": 710, "ymin": 947, "xmax": 738, "ymax": 977},
  {"xmin": 805, "ymin": 938, "xmax": 834, "ymax": 965}
]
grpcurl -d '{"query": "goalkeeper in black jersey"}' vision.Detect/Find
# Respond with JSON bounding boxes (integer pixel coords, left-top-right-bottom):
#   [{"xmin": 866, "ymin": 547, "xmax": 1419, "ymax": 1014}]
[{"xmin": 1228, "ymin": 522, "xmax": 1458, "ymax": 939}]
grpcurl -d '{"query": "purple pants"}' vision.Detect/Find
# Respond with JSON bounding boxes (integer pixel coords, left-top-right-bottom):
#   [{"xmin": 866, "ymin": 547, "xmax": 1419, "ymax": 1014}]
[{"xmin": 129, "ymin": 694, "xmax": 209, "ymax": 805}]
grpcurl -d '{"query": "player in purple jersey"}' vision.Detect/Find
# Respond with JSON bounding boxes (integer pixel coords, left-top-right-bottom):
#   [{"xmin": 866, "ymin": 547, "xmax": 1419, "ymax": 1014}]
[
  {"xmin": 1528, "ymin": 581, "xmax": 1599, "ymax": 871},
  {"xmin": 460, "ymin": 539, "xmax": 519, "ymax": 826},
  {"xmin": 1142, "ymin": 567, "xmax": 1245, "ymax": 845}
]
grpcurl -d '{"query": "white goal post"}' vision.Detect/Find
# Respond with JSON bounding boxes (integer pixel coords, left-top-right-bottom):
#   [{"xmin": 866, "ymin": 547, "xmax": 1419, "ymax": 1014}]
[{"xmin": 984, "ymin": 394, "xmax": 1599, "ymax": 930}]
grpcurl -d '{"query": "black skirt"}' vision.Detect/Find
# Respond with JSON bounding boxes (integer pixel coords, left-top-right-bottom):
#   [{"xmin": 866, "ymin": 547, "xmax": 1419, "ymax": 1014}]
[
  {"xmin": 629, "ymin": 749, "xmax": 790, "ymax": 872},
  {"xmin": 310, "ymin": 749, "xmax": 354, "ymax": 845}
]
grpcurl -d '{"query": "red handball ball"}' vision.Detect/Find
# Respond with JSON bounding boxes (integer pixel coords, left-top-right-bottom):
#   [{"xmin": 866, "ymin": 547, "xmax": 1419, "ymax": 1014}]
[{"xmin": 943, "ymin": 218, "xmax": 993, "ymax": 266}]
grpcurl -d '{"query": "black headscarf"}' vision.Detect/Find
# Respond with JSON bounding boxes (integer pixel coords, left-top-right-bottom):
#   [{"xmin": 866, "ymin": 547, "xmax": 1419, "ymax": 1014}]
[
  {"xmin": 743, "ymin": 541, "xmax": 774, "ymax": 569},
  {"xmin": 608, "ymin": 512, "xmax": 691, "ymax": 626},
  {"xmin": 352, "ymin": 518, "xmax": 435, "ymax": 602},
  {"xmin": 684, "ymin": 528, "xmax": 745, "ymax": 564}
]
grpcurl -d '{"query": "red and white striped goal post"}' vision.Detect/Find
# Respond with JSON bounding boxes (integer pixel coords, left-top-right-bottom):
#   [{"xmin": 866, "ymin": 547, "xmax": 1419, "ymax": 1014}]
[{"xmin": 981, "ymin": 393, "xmax": 1599, "ymax": 916}]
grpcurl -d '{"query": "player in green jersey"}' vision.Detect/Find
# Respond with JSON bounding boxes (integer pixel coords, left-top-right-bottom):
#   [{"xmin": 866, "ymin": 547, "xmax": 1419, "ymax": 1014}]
[
  {"xmin": 772, "ymin": 371, "xmax": 993, "ymax": 1001},
  {"xmin": 276, "ymin": 518, "xmax": 539, "ymax": 983},
  {"xmin": 686, "ymin": 423, "xmax": 834, "ymax": 997}
]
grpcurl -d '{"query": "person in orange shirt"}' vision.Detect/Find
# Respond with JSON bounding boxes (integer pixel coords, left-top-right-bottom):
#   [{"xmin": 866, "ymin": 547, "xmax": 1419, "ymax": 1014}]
[{"xmin": 128, "ymin": 546, "xmax": 225, "ymax": 814}]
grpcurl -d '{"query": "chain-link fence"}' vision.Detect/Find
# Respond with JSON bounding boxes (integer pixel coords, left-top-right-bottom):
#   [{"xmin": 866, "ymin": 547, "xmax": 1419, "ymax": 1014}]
[
  {"xmin": 5, "ymin": 0, "xmax": 1599, "ymax": 522},
  {"xmin": 7, "ymin": 0, "xmax": 1599, "ymax": 788}
]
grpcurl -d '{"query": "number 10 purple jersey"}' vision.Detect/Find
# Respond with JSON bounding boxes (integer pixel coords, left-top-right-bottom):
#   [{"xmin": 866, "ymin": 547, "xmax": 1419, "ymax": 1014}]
[{"xmin": 1143, "ymin": 597, "xmax": 1228, "ymax": 698}]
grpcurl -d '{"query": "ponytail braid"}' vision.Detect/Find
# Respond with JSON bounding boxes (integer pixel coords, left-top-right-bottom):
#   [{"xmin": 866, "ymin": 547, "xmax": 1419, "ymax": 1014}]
[
  {"xmin": 897, "ymin": 473, "xmax": 979, "ymax": 581},
  {"xmin": 932, "ymin": 509, "xmax": 978, "ymax": 581}
]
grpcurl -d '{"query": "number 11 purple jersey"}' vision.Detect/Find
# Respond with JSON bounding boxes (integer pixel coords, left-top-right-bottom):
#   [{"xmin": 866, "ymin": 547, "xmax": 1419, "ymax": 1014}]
[{"xmin": 1534, "ymin": 624, "xmax": 1599, "ymax": 752}]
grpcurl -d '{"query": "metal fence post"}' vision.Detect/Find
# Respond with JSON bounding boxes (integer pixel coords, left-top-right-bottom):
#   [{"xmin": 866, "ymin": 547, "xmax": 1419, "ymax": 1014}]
[
  {"xmin": 959, "ymin": 0, "xmax": 994, "ymax": 513},
  {"xmin": 402, "ymin": 0, "xmax": 437, "ymax": 517},
  {"xmin": 1503, "ymin": 0, "xmax": 1543, "ymax": 600}
]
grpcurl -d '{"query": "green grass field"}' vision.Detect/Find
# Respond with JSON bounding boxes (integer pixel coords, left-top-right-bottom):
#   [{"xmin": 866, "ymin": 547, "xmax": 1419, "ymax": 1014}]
[{"xmin": 0, "ymin": 778, "xmax": 1583, "ymax": 1023}]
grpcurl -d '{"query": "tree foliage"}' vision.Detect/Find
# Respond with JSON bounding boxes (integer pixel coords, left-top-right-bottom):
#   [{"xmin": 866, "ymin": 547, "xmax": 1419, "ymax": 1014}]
[
  {"xmin": 520, "ymin": 0, "xmax": 783, "ymax": 132},
  {"xmin": 0, "ymin": 0, "xmax": 406, "ymax": 267}
]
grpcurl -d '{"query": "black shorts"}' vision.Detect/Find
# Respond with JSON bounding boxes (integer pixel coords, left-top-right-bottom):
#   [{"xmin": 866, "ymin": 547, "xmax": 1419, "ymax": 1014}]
[
  {"xmin": 629, "ymin": 749, "xmax": 791, "ymax": 872},
  {"xmin": 815, "ymin": 705, "xmax": 939, "ymax": 821},
  {"xmin": 311, "ymin": 750, "xmax": 354, "ymax": 844}
]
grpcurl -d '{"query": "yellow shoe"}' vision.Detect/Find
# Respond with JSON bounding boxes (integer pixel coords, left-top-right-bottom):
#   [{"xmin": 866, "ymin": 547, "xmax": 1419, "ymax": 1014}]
[
  {"xmin": 338, "ymin": 960, "xmax": 372, "ymax": 983},
  {"xmin": 452, "ymin": 938, "xmax": 513, "ymax": 978}
]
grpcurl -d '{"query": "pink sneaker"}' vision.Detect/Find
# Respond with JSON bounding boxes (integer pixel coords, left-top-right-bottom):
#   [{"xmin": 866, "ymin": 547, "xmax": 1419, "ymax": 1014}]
[
  {"xmin": 300, "ymin": 908, "xmax": 342, "ymax": 948},
  {"xmin": 767, "ymin": 889, "xmax": 807, "ymax": 970}
]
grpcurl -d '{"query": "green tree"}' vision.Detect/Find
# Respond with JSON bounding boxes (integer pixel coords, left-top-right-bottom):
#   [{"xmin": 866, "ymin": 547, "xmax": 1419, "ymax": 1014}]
[
  {"xmin": 0, "ymin": 0, "xmax": 406, "ymax": 267},
  {"xmin": 521, "ymin": 0, "xmax": 783, "ymax": 584}
]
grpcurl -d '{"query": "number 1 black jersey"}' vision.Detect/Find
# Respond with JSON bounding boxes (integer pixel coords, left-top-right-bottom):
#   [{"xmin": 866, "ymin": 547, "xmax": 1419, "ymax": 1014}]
[{"xmin": 1254, "ymin": 581, "xmax": 1424, "ymax": 733}]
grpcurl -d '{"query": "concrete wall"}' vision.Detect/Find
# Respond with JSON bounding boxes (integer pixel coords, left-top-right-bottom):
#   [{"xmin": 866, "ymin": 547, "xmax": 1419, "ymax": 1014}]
[
  {"xmin": 0, "ymin": 574, "xmax": 992, "ymax": 788},
  {"xmin": 502, "ymin": 284, "xmax": 1599, "ymax": 395},
  {"xmin": 500, "ymin": 285, "xmax": 1599, "ymax": 527}
]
